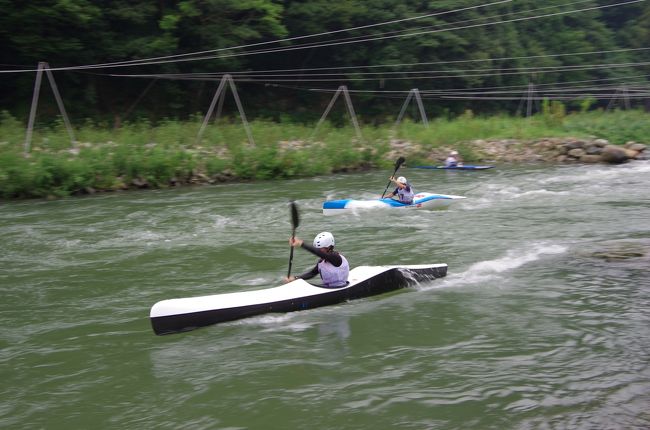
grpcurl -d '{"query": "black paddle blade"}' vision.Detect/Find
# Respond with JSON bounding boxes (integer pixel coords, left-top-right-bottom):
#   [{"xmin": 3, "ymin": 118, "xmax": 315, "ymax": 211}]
[
  {"xmin": 290, "ymin": 201, "xmax": 300, "ymax": 230},
  {"xmin": 288, "ymin": 201, "xmax": 299, "ymax": 278},
  {"xmin": 381, "ymin": 157, "xmax": 406, "ymax": 199}
]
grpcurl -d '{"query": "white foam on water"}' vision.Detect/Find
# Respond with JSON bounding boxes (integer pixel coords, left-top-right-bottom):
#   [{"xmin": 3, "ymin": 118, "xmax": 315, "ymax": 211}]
[
  {"xmin": 232, "ymin": 312, "xmax": 311, "ymax": 332},
  {"xmin": 541, "ymin": 161, "xmax": 650, "ymax": 186},
  {"xmin": 211, "ymin": 214, "xmax": 234, "ymax": 229},
  {"xmin": 238, "ymin": 276, "xmax": 274, "ymax": 286},
  {"xmin": 53, "ymin": 238, "xmax": 83, "ymax": 248},
  {"xmin": 469, "ymin": 243, "xmax": 567, "ymax": 273},
  {"xmin": 463, "ymin": 161, "xmax": 650, "ymax": 211},
  {"xmin": 462, "ymin": 184, "xmax": 571, "ymax": 210},
  {"xmin": 426, "ymin": 242, "xmax": 568, "ymax": 289},
  {"xmin": 484, "ymin": 183, "xmax": 571, "ymax": 199},
  {"xmin": 516, "ymin": 189, "xmax": 571, "ymax": 198},
  {"xmin": 126, "ymin": 230, "xmax": 166, "ymax": 242}
]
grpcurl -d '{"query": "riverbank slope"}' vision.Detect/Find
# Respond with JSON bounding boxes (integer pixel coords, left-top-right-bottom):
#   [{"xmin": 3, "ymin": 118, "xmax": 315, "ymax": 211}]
[{"xmin": 1, "ymin": 110, "xmax": 648, "ymax": 199}]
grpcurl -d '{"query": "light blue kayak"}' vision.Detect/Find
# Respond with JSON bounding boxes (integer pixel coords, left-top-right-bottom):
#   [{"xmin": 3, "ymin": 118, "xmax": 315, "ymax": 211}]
[
  {"xmin": 322, "ymin": 192, "xmax": 466, "ymax": 215},
  {"xmin": 412, "ymin": 165, "xmax": 494, "ymax": 170}
]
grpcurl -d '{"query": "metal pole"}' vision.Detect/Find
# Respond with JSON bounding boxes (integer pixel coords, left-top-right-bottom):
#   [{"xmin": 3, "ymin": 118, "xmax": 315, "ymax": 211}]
[
  {"xmin": 606, "ymin": 87, "xmax": 619, "ymax": 111},
  {"xmin": 123, "ymin": 78, "xmax": 157, "ymax": 121},
  {"xmin": 395, "ymin": 90, "xmax": 414, "ymax": 127},
  {"xmin": 43, "ymin": 63, "xmax": 76, "ymax": 148},
  {"xmin": 226, "ymin": 75, "xmax": 255, "ymax": 146},
  {"xmin": 310, "ymin": 86, "xmax": 344, "ymax": 140},
  {"xmin": 196, "ymin": 75, "xmax": 228, "ymax": 144},
  {"xmin": 623, "ymin": 85, "xmax": 631, "ymax": 110},
  {"xmin": 341, "ymin": 85, "xmax": 363, "ymax": 143},
  {"xmin": 526, "ymin": 82, "xmax": 534, "ymax": 118},
  {"xmin": 24, "ymin": 62, "xmax": 45, "ymax": 156},
  {"xmin": 413, "ymin": 88, "xmax": 429, "ymax": 128}
]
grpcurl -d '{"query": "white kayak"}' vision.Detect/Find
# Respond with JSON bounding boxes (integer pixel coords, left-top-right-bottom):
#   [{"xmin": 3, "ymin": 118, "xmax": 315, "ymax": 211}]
[
  {"xmin": 322, "ymin": 192, "xmax": 466, "ymax": 215},
  {"xmin": 150, "ymin": 263, "xmax": 447, "ymax": 335},
  {"xmin": 412, "ymin": 165, "xmax": 495, "ymax": 170}
]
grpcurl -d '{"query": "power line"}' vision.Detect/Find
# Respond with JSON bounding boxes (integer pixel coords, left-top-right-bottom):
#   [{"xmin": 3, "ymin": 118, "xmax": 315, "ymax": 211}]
[
  {"xmin": 0, "ymin": 0, "xmax": 512, "ymax": 73},
  {"xmin": 1, "ymin": 0, "xmax": 643, "ymax": 73},
  {"xmin": 103, "ymin": 60, "xmax": 650, "ymax": 83},
  {"xmin": 289, "ymin": 73, "xmax": 650, "ymax": 97},
  {"xmin": 159, "ymin": 47, "xmax": 650, "ymax": 76},
  {"xmin": 105, "ymin": 59, "xmax": 650, "ymax": 80},
  {"xmin": 134, "ymin": 0, "xmax": 642, "ymax": 66}
]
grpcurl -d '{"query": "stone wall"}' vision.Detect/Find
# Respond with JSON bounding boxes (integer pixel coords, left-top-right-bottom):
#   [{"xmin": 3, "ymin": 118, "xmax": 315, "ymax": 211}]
[{"xmin": 410, "ymin": 138, "xmax": 648, "ymax": 165}]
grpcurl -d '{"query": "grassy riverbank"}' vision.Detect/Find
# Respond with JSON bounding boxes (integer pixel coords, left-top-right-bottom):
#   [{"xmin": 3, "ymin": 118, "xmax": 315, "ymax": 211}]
[{"xmin": 1, "ymin": 109, "xmax": 648, "ymax": 199}]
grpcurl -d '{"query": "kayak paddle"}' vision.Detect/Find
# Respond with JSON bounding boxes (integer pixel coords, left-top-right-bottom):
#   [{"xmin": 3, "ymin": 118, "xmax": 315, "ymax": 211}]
[
  {"xmin": 287, "ymin": 201, "xmax": 300, "ymax": 277},
  {"xmin": 381, "ymin": 156, "xmax": 406, "ymax": 198}
]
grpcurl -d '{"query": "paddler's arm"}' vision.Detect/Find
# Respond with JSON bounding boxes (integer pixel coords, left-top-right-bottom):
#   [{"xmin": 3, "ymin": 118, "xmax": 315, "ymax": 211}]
[
  {"xmin": 284, "ymin": 264, "xmax": 318, "ymax": 283},
  {"xmin": 384, "ymin": 188, "xmax": 399, "ymax": 199},
  {"xmin": 300, "ymin": 242, "xmax": 343, "ymax": 267},
  {"xmin": 297, "ymin": 265, "xmax": 319, "ymax": 280},
  {"xmin": 389, "ymin": 177, "xmax": 407, "ymax": 189},
  {"xmin": 384, "ymin": 177, "xmax": 398, "ymax": 198},
  {"xmin": 288, "ymin": 236, "xmax": 343, "ymax": 266}
]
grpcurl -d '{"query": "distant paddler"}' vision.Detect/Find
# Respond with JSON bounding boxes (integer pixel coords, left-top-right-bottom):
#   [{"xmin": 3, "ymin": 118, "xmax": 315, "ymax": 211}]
[{"xmin": 445, "ymin": 150, "xmax": 463, "ymax": 168}]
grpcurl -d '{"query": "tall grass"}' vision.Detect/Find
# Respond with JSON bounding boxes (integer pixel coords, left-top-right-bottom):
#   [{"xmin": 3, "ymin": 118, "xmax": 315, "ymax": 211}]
[
  {"xmin": 0, "ymin": 108, "xmax": 647, "ymax": 199},
  {"xmin": 563, "ymin": 109, "xmax": 650, "ymax": 144}
]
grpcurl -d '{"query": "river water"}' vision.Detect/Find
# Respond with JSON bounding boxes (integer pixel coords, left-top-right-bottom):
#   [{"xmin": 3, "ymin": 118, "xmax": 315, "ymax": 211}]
[{"xmin": 1, "ymin": 161, "xmax": 649, "ymax": 429}]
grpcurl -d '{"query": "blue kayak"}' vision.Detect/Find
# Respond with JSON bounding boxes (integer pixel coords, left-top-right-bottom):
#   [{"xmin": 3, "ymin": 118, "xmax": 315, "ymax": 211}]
[
  {"xmin": 412, "ymin": 165, "xmax": 494, "ymax": 170},
  {"xmin": 322, "ymin": 192, "xmax": 466, "ymax": 215}
]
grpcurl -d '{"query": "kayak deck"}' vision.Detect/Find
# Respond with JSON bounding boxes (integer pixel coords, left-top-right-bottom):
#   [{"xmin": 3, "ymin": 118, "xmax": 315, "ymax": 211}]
[
  {"xmin": 150, "ymin": 264, "xmax": 447, "ymax": 335},
  {"xmin": 411, "ymin": 165, "xmax": 494, "ymax": 170},
  {"xmin": 322, "ymin": 192, "xmax": 465, "ymax": 215}
]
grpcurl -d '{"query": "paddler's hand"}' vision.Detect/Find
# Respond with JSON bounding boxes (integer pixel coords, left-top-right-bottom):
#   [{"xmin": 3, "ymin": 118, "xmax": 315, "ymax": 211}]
[
  {"xmin": 289, "ymin": 237, "xmax": 303, "ymax": 247},
  {"xmin": 283, "ymin": 275, "xmax": 297, "ymax": 283}
]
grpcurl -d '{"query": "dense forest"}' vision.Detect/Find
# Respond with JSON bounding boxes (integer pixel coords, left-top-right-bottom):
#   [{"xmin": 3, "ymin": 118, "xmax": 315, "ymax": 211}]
[{"xmin": 1, "ymin": 0, "xmax": 649, "ymax": 125}]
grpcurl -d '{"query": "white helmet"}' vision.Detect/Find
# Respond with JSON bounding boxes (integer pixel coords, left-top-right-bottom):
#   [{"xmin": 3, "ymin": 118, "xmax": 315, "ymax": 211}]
[
  {"xmin": 397, "ymin": 176, "xmax": 407, "ymax": 184},
  {"xmin": 313, "ymin": 232, "xmax": 335, "ymax": 248},
  {"xmin": 450, "ymin": 150, "xmax": 458, "ymax": 156}
]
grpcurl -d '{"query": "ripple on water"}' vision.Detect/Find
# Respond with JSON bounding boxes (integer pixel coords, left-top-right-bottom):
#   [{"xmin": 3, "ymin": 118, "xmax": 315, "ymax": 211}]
[{"xmin": 2, "ymin": 163, "xmax": 650, "ymax": 429}]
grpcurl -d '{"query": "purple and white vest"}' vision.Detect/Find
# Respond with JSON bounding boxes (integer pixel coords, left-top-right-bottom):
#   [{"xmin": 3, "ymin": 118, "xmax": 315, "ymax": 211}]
[
  {"xmin": 445, "ymin": 156, "xmax": 458, "ymax": 167},
  {"xmin": 318, "ymin": 254, "xmax": 349, "ymax": 287},
  {"xmin": 398, "ymin": 185, "xmax": 414, "ymax": 204}
]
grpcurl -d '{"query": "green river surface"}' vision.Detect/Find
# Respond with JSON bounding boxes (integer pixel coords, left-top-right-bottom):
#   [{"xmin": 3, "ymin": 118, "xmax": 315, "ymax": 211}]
[{"xmin": 1, "ymin": 161, "xmax": 650, "ymax": 430}]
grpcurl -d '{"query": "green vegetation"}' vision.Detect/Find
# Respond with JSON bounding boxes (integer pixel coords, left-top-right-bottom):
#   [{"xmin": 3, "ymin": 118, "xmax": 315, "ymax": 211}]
[
  {"xmin": 1, "ymin": 1, "xmax": 649, "ymax": 120},
  {"xmin": 1, "ymin": 1, "xmax": 648, "ymax": 201},
  {"xmin": 1, "ymin": 109, "xmax": 648, "ymax": 199}
]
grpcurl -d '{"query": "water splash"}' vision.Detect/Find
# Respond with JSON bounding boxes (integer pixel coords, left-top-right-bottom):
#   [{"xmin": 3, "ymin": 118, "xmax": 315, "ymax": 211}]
[
  {"xmin": 427, "ymin": 242, "xmax": 568, "ymax": 288},
  {"xmin": 540, "ymin": 160, "xmax": 650, "ymax": 186}
]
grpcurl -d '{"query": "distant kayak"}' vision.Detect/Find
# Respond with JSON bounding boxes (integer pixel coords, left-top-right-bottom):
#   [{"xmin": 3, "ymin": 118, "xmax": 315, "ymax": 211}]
[
  {"xmin": 411, "ymin": 165, "xmax": 495, "ymax": 170},
  {"xmin": 322, "ymin": 192, "xmax": 466, "ymax": 215}
]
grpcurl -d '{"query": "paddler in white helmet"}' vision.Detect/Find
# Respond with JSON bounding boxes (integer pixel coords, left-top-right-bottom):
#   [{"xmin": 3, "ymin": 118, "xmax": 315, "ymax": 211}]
[
  {"xmin": 385, "ymin": 176, "xmax": 415, "ymax": 204},
  {"xmin": 284, "ymin": 232, "xmax": 349, "ymax": 288},
  {"xmin": 445, "ymin": 150, "xmax": 463, "ymax": 167}
]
